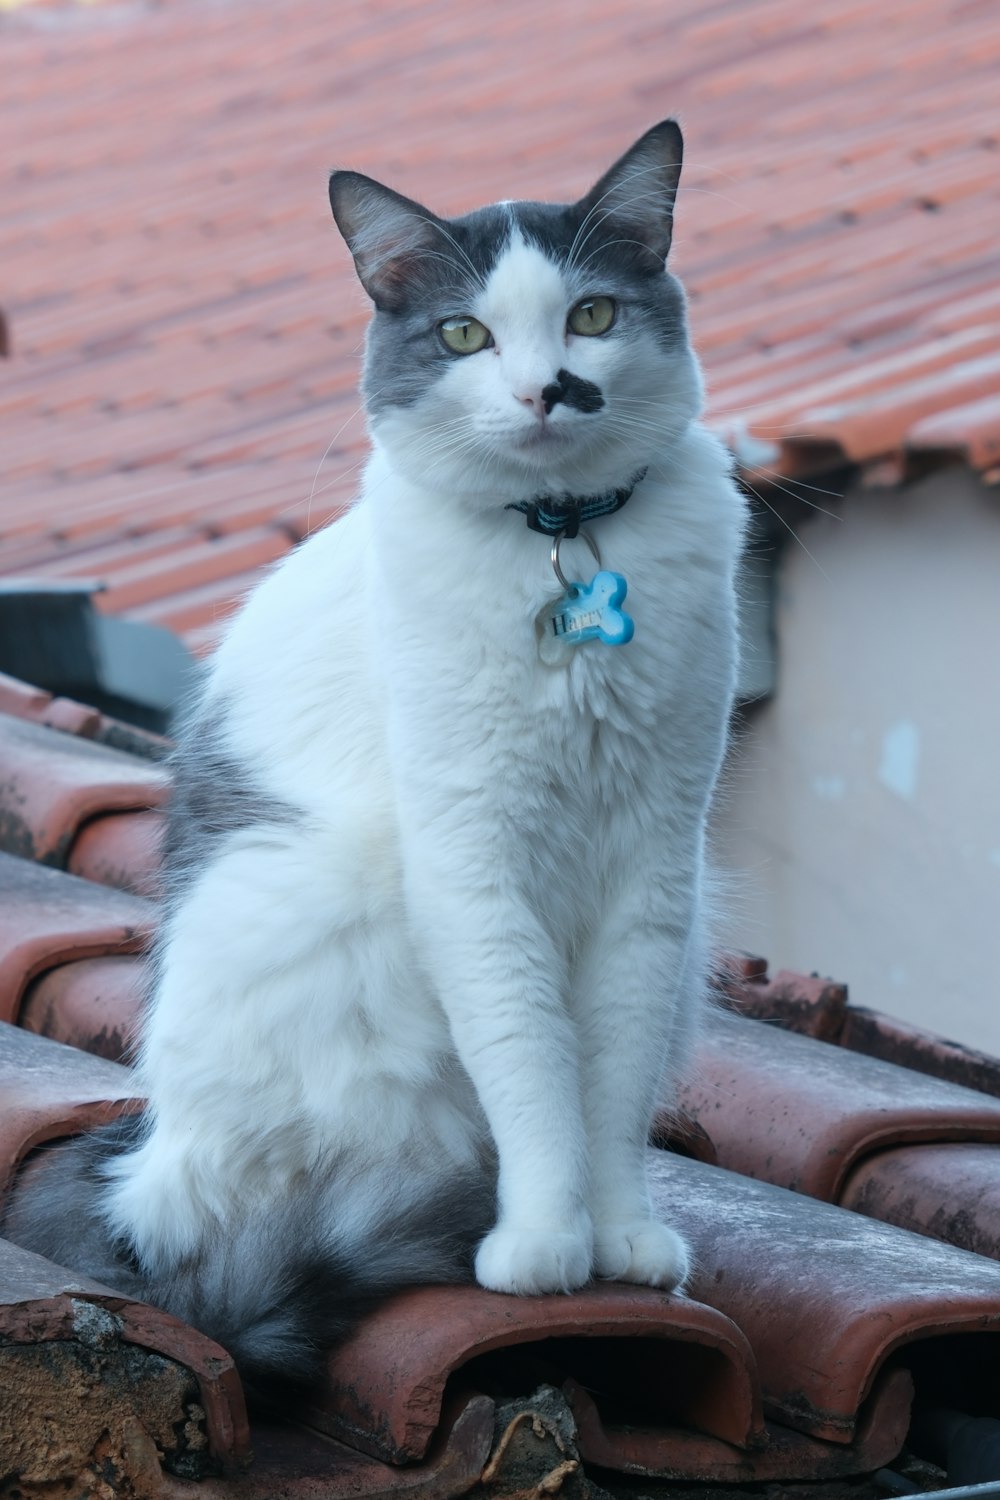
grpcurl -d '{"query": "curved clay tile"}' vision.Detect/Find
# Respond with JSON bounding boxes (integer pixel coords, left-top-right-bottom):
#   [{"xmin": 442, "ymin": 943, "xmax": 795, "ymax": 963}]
[
  {"xmin": 0, "ymin": 855, "xmax": 153, "ymax": 1028},
  {"xmin": 653, "ymin": 1150, "xmax": 1000, "ymax": 1445},
  {"xmin": 842, "ymin": 1143, "xmax": 1000, "ymax": 1261},
  {"xmin": 18, "ymin": 954, "xmax": 146, "ymax": 1062},
  {"xmin": 0, "ymin": 1021, "xmax": 142, "ymax": 1197},
  {"xmin": 0, "ymin": 712, "xmax": 168, "ymax": 868},
  {"xmin": 673, "ymin": 1008, "xmax": 1000, "ymax": 1200}
]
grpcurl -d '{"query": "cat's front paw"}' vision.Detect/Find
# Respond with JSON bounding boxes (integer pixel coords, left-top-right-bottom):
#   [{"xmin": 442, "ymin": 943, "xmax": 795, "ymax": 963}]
[
  {"xmin": 593, "ymin": 1219, "xmax": 690, "ymax": 1290},
  {"xmin": 475, "ymin": 1223, "xmax": 593, "ymax": 1296}
]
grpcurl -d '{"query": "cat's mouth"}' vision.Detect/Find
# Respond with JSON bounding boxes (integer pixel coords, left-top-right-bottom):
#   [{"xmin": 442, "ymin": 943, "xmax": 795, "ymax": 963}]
[{"xmin": 511, "ymin": 419, "xmax": 573, "ymax": 450}]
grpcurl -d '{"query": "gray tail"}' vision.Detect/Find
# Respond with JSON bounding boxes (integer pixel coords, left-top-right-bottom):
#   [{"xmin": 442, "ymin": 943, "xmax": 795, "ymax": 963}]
[{"xmin": 1, "ymin": 1117, "xmax": 495, "ymax": 1394}]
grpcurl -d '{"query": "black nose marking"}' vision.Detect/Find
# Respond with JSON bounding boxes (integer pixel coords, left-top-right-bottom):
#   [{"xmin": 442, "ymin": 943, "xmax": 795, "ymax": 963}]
[
  {"xmin": 542, "ymin": 368, "xmax": 605, "ymax": 416},
  {"xmin": 542, "ymin": 381, "xmax": 563, "ymax": 415}
]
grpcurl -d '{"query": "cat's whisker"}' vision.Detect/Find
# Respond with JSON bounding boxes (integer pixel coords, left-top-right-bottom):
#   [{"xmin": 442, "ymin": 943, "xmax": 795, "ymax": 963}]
[
  {"xmin": 594, "ymin": 408, "xmax": 837, "ymax": 563},
  {"xmin": 305, "ymin": 399, "xmax": 375, "ymax": 532},
  {"xmin": 734, "ymin": 479, "xmax": 832, "ymax": 579},
  {"xmin": 567, "ymin": 185, "xmax": 677, "ymax": 274},
  {"xmin": 675, "ymin": 185, "xmax": 755, "ymax": 211},
  {"xmin": 573, "ymin": 233, "xmax": 668, "ymax": 273},
  {"xmin": 610, "ymin": 406, "xmax": 846, "ymax": 519},
  {"xmin": 565, "ymin": 168, "xmax": 675, "ymax": 274},
  {"xmin": 413, "ymin": 215, "xmax": 488, "ymax": 292},
  {"xmin": 736, "ymin": 464, "xmax": 845, "ymax": 509},
  {"xmin": 564, "ymin": 164, "xmax": 658, "ymax": 269}
]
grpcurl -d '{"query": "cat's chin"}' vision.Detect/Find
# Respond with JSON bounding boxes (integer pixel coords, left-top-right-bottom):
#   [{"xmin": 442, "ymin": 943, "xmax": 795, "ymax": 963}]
[
  {"xmin": 498, "ymin": 446, "xmax": 642, "ymax": 497},
  {"xmin": 510, "ymin": 420, "xmax": 572, "ymax": 449}
]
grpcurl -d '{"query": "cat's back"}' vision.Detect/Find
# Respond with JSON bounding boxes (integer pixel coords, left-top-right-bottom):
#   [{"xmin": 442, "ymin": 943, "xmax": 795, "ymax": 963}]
[{"xmin": 203, "ymin": 501, "xmax": 390, "ymax": 815}]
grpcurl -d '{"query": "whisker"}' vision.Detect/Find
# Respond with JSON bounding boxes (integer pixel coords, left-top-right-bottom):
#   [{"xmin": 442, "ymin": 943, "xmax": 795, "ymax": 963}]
[
  {"xmin": 565, "ymin": 169, "xmax": 672, "ymax": 272},
  {"xmin": 738, "ymin": 478, "xmax": 832, "ymax": 580}
]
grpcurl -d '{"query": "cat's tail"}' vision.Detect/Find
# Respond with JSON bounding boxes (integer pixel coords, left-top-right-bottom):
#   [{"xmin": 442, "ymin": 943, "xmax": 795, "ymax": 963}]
[{"xmin": 1, "ymin": 1116, "xmax": 494, "ymax": 1393}]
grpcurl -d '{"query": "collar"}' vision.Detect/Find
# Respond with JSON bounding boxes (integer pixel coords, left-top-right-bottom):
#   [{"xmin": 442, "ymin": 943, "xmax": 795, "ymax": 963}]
[{"xmin": 505, "ymin": 468, "xmax": 647, "ymax": 539}]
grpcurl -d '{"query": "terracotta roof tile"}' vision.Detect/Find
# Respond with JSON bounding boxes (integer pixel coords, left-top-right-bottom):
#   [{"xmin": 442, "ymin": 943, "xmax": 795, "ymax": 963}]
[
  {"xmin": 19, "ymin": 953, "xmax": 145, "ymax": 1060},
  {"xmin": 729, "ymin": 970, "xmax": 1000, "ymax": 1101},
  {"xmin": 0, "ymin": 853, "xmax": 153, "ymax": 1026},
  {"xmin": 842, "ymin": 1143, "xmax": 1000, "ymax": 1253},
  {"xmin": 0, "ymin": 1233, "xmax": 250, "ymax": 1483},
  {"xmin": 9, "ymin": 880, "xmax": 1000, "ymax": 1490},
  {"xmin": 125, "ymin": 563, "xmax": 289, "ymax": 646},
  {"xmin": 316, "ymin": 1282, "xmax": 762, "ymax": 1462},
  {"xmin": 676, "ymin": 1008, "xmax": 1000, "ymax": 1200},
  {"xmin": 2, "ymin": 0, "xmax": 998, "ymax": 639},
  {"xmin": 67, "ymin": 808, "xmax": 163, "ymax": 897},
  {"xmin": 0, "ymin": 710, "xmax": 167, "ymax": 867},
  {"xmin": 5, "ymin": 707, "xmax": 1000, "ymax": 1488},
  {"xmin": 654, "ymin": 1148, "xmax": 1000, "ymax": 1442},
  {"xmin": 0, "ymin": 669, "xmax": 170, "ymax": 759},
  {"xmin": 0, "ymin": 1021, "xmax": 141, "ymax": 1196}
]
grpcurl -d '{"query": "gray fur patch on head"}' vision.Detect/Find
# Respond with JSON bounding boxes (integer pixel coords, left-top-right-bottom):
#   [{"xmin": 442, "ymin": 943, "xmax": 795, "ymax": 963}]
[
  {"xmin": 512, "ymin": 195, "xmax": 691, "ymax": 354},
  {"xmin": 161, "ymin": 693, "xmax": 299, "ymax": 900},
  {"xmin": 330, "ymin": 121, "xmax": 690, "ymax": 421},
  {"xmin": 357, "ymin": 201, "xmax": 514, "ymax": 417}
]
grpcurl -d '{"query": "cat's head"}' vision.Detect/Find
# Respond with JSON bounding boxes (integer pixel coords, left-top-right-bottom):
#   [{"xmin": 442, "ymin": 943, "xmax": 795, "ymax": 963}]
[{"xmin": 329, "ymin": 122, "xmax": 701, "ymax": 506}]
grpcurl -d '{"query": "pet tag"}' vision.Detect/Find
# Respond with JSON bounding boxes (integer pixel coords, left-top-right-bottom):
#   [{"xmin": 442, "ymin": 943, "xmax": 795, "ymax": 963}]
[{"xmin": 536, "ymin": 531, "xmax": 634, "ymax": 665}]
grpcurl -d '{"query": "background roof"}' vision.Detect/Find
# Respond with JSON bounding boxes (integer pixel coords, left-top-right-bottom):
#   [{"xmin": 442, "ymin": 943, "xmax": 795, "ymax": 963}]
[{"xmin": 2, "ymin": 0, "xmax": 999, "ymax": 650}]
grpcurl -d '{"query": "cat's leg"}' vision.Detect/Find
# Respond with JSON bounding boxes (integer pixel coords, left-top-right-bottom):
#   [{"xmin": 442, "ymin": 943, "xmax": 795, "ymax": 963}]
[
  {"xmin": 573, "ymin": 870, "xmax": 705, "ymax": 1290},
  {"xmin": 406, "ymin": 871, "xmax": 593, "ymax": 1295},
  {"xmin": 102, "ymin": 826, "xmax": 400, "ymax": 1272}
]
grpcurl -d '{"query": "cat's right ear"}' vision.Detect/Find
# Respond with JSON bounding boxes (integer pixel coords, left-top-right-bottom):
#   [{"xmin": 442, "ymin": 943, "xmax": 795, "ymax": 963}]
[
  {"xmin": 329, "ymin": 171, "xmax": 442, "ymax": 312},
  {"xmin": 578, "ymin": 120, "xmax": 684, "ymax": 263}
]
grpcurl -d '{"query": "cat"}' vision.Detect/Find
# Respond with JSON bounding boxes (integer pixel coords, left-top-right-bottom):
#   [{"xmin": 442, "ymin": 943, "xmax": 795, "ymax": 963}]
[{"xmin": 3, "ymin": 119, "xmax": 746, "ymax": 1393}]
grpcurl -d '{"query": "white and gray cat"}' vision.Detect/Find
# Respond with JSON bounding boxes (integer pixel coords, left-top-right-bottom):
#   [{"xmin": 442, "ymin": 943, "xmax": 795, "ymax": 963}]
[{"xmin": 4, "ymin": 120, "xmax": 746, "ymax": 1390}]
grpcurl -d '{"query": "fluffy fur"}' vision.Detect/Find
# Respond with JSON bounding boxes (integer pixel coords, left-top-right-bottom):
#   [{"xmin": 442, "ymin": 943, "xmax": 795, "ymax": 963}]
[{"xmin": 3, "ymin": 120, "xmax": 746, "ymax": 1388}]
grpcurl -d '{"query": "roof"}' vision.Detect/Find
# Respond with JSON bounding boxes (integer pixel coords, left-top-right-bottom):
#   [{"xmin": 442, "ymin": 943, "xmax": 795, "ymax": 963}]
[
  {"xmin": 4, "ymin": 5, "xmax": 1000, "ymax": 1493},
  {"xmin": 4, "ymin": 672, "xmax": 1000, "ymax": 1493},
  {"xmin": 2, "ymin": 0, "xmax": 1000, "ymax": 652}
]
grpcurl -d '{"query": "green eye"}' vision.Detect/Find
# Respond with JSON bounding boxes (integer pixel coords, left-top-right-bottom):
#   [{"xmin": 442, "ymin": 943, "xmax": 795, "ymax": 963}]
[
  {"xmin": 568, "ymin": 297, "xmax": 616, "ymax": 336},
  {"xmin": 439, "ymin": 316, "xmax": 492, "ymax": 354}
]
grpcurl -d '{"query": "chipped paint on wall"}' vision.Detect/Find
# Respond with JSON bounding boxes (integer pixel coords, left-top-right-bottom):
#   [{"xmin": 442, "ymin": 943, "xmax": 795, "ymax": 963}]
[{"xmin": 878, "ymin": 721, "xmax": 920, "ymax": 803}]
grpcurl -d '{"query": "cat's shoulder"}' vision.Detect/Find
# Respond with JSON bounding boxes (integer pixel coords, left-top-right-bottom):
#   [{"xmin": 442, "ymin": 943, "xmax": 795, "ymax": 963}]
[
  {"xmin": 638, "ymin": 421, "xmax": 747, "ymax": 568},
  {"xmin": 210, "ymin": 501, "xmax": 372, "ymax": 687}
]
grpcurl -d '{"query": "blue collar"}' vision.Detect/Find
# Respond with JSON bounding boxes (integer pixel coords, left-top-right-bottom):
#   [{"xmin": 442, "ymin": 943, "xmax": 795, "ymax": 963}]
[{"xmin": 505, "ymin": 468, "xmax": 647, "ymax": 539}]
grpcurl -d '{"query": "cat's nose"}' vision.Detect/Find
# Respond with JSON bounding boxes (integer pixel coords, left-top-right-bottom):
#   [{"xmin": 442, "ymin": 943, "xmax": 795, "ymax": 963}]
[
  {"xmin": 514, "ymin": 380, "xmax": 563, "ymax": 418},
  {"xmin": 515, "ymin": 389, "xmax": 547, "ymax": 418}
]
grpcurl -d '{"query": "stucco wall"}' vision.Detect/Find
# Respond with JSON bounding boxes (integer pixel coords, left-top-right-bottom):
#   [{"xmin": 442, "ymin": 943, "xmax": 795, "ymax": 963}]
[{"xmin": 713, "ymin": 465, "xmax": 1000, "ymax": 1052}]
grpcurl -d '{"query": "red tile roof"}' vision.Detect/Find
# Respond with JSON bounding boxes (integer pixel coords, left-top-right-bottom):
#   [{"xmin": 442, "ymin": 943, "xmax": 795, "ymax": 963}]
[
  {"xmin": 4, "ymin": 6, "xmax": 1000, "ymax": 1490},
  {"xmin": 7, "ymin": 694, "xmax": 1000, "ymax": 1490},
  {"xmin": 3, "ymin": 0, "xmax": 999, "ymax": 649}
]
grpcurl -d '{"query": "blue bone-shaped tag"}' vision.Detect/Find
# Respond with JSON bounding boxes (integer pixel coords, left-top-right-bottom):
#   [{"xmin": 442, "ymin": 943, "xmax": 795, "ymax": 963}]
[{"xmin": 538, "ymin": 570, "xmax": 634, "ymax": 663}]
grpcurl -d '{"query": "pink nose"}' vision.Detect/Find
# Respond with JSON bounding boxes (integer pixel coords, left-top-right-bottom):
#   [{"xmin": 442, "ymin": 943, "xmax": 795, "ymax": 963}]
[{"xmin": 515, "ymin": 389, "xmax": 547, "ymax": 417}]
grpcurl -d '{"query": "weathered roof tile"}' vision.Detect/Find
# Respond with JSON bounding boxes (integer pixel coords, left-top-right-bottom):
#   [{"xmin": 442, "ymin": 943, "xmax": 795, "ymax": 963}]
[
  {"xmin": 675, "ymin": 1008, "xmax": 1000, "ymax": 1200},
  {"xmin": 0, "ymin": 711, "xmax": 167, "ymax": 868},
  {"xmin": 19, "ymin": 954, "xmax": 145, "ymax": 1061},
  {"xmin": 0, "ymin": 854, "xmax": 152, "ymax": 1027}
]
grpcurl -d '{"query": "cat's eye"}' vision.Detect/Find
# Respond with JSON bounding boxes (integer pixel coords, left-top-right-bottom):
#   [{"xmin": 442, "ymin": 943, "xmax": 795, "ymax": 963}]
[
  {"xmin": 567, "ymin": 297, "xmax": 616, "ymax": 336},
  {"xmin": 439, "ymin": 316, "xmax": 492, "ymax": 355}
]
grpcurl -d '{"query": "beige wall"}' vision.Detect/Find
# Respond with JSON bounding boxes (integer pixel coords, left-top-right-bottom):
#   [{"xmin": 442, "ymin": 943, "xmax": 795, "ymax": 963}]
[{"xmin": 713, "ymin": 465, "xmax": 1000, "ymax": 1053}]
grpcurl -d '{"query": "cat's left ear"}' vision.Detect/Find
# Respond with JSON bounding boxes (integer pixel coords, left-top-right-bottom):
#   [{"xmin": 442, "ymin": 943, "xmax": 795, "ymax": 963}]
[
  {"xmin": 329, "ymin": 171, "xmax": 444, "ymax": 311},
  {"xmin": 578, "ymin": 120, "xmax": 683, "ymax": 263}
]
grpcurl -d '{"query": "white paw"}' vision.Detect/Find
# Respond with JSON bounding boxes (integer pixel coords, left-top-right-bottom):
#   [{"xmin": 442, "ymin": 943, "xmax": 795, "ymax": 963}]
[
  {"xmin": 593, "ymin": 1219, "xmax": 690, "ymax": 1290},
  {"xmin": 475, "ymin": 1223, "xmax": 594, "ymax": 1295}
]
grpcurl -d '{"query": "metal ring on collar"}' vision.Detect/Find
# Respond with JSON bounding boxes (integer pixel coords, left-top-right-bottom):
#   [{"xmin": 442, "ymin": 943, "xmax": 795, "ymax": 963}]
[{"xmin": 551, "ymin": 528, "xmax": 601, "ymax": 592}]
